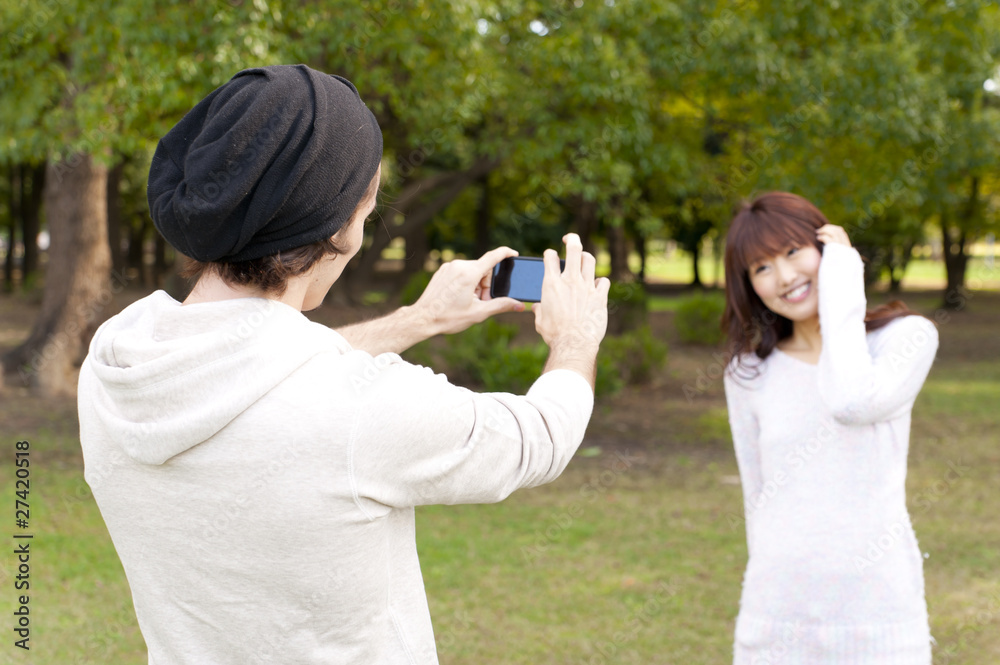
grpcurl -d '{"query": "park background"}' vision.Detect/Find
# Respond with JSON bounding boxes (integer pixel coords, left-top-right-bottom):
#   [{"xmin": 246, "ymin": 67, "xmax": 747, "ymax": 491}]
[{"xmin": 1, "ymin": 0, "xmax": 999, "ymax": 663}]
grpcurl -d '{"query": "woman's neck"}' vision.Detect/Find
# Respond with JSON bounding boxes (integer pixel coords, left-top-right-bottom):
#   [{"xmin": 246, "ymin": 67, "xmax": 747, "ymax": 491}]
[{"xmin": 777, "ymin": 315, "xmax": 823, "ymax": 363}]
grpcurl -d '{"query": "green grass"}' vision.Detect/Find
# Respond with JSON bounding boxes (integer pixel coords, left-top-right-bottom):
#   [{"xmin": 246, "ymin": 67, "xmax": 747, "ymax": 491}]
[
  {"xmin": 2, "ymin": 295, "xmax": 998, "ymax": 664},
  {"xmin": 416, "ymin": 357, "xmax": 1000, "ymax": 664},
  {"xmin": 417, "ymin": 459, "xmax": 746, "ymax": 664},
  {"xmin": 0, "ymin": 436, "xmax": 147, "ymax": 664}
]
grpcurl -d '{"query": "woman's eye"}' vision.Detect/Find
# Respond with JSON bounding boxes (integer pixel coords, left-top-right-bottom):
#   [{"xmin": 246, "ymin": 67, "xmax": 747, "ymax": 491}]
[
  {"xmin": 753, "ymin": 265, "xmax": 767, "ymax": 275},
  {"xmin": 787, "ymin": 247, "xmax": 799, "ymax": 256}
]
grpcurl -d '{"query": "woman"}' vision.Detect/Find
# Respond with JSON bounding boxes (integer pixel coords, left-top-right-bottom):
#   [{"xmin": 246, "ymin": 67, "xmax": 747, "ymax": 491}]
[
  {"xmin": 78, "ymin": 64, "xmax": 609, "ymax": 664},
  {"xmin": 722, "ymin": 192, "xmax": 938, "ymax": 663}
]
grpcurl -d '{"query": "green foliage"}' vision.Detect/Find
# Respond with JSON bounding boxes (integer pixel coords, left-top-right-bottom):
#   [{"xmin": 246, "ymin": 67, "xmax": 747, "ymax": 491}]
[
  {"xmin": 674, "ymin": 292, "xmax": 726, "ymax": 345},
  {"xmin": 438, "ymin": 319, "xmax": 522, "ymax": 387},
  {"xmin": 476, "ymin": 343, "xmax": 551, "ymax": 395},
  {"xmin": 2, "ymin": 0, "xmax": 998, "ymax": 294},
  {"xmin": 607, "ymin": 280, "xmax": 649, "ymax": 334},
  {"xmin": 403, "ymin": 319, "xmax": 667, "ymax": 397},
  {"xmin": 403, "ymin": 319, "xmax": 541, "ymax": 391},
  {"xmin": 399, "ymin": 270, "xmax": 434, "ymax": 306},
  {"xmin": 597, "ymin": 325, "xmax": 669, "ymax": 395}
]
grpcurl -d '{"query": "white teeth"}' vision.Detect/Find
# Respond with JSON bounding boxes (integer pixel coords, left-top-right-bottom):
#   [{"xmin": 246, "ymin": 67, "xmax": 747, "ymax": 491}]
[{"xmin": 784, "ymin": 283, "xmax": 809, "ymax": 300}]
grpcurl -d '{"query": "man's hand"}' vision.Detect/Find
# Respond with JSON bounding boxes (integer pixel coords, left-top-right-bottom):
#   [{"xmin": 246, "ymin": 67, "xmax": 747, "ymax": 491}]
[
  {"xmin": 532, "ymin": 233, "xmax": 610, "ymax": 390},
  {"xmin": 533, "ymin": 233, "xmax": 610, "ymax": 349},
  {"xmin": 412, "ymin": 246, "xmax": 527, "ymax": 336}
]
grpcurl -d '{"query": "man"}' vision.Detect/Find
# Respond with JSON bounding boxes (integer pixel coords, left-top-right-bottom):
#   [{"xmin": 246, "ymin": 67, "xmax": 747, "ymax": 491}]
[{"xmin": 79, "ymin": 64, "xmax": 608, "ymax": 664}]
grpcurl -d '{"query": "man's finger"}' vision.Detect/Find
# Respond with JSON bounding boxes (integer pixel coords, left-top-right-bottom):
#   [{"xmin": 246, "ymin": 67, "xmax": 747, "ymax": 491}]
[
  {"xmin": 541, "ymin": 248, "xmax": 561, "ymax": 297},
  {"xmin": 476, "ymin": 246, "xmax": 519, "ymax": 273},
  {"xmin": 563, "ymin": 233, "xmax": 583, "ymax": 278},
  {"xmin": 581, "ymin": 251, "xmax": 597, "ymax": 284},
  {"xmin": 481, "ymin": 297, "xmax": 526, "ymax": 318}
]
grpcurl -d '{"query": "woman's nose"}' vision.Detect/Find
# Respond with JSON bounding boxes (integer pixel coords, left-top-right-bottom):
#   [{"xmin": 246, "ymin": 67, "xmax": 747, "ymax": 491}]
[{"xmin": 775, "ymin": 260, "xmax": 796, "ymax": 287}]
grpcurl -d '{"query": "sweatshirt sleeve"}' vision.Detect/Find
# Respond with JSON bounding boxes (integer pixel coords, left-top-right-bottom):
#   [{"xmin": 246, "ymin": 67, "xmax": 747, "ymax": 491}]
[
  {"xmin": 723, "ymin": 366, "xmax": 762, "ymax": 555},
  {"xmin": 347, "ymin": 356, "xmax": 594, "ymax": 511},
  {"xmin": 817, "ymin": 243, "xmax": 939, "ymax": 426}
]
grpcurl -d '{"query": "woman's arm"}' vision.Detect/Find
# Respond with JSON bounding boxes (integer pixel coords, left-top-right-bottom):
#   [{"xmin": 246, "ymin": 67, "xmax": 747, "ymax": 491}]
[
  {"xmin": 816, "ymin": 231, "xmax": 939, "ymax": 425},
  {"xmin": 724, "ymin": 369, "xmax": 762, "ymax": 555},
  {"xmin": 335, "ymin": 246, "xmax": 525, "ymax": 355}
]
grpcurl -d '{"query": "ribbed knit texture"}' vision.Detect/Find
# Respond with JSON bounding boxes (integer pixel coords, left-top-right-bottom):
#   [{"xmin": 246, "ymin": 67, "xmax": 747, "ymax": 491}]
[
  {"xmin": 724, "ymin": 243, "xmax": 939, "ymax": 664},
  {"xmin": 78, "ymin": 291, "xmax": 594, "ymax": 664}
]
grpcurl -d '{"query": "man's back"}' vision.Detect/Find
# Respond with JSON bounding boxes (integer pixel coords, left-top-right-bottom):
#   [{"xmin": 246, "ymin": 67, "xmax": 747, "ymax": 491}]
[{"xmin": 79, "ymin": 290, "xmax": 593, "ymax": 664}]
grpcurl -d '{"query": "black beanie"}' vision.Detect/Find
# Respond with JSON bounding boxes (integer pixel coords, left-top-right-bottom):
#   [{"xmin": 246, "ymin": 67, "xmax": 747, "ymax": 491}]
[{"xmin": 147, "ymin": 64, "xmax": 383, "ymax": 263}]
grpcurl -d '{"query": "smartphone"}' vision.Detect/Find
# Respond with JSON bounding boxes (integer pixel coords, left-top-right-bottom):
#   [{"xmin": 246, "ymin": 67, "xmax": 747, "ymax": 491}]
[{"xmin": 490, "ymin": 256, "xmax": 565, "ymax": 303}]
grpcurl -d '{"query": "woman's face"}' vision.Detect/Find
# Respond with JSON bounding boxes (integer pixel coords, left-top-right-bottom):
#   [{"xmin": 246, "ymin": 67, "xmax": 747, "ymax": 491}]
[{"xmin": 747, "ymin": 243, "xmax": 822, "ymax": 322}]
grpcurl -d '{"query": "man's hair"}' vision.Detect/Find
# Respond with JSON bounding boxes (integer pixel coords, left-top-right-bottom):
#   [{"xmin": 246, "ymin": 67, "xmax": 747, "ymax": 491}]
[{"xmin": 180, "ymin": 172, "xmax": 380, "ymax": 296}]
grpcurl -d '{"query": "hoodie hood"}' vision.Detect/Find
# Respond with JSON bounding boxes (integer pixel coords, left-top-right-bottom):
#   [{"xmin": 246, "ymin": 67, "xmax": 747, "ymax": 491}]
[{"xmin": 82, "ymin": 290, "xmax": 348, "ymax": 465}]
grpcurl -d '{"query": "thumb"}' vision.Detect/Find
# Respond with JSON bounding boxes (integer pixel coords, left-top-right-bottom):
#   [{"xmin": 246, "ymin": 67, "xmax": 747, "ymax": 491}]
[{"xmin": 481, "ymin": 297, "xmax": 526, "ymax": 318}]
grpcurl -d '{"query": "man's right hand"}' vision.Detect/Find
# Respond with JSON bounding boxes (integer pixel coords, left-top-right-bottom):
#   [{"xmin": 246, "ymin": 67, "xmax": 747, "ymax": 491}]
[{"xmin": 532, "ymin": 233, "xmax": 610, "ymax": 389}]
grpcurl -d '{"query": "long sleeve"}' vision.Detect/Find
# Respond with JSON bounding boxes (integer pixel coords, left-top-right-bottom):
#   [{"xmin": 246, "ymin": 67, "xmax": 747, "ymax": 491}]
[
  {"xmin": 817, "ymin": 243, "xmax": 939, "ymax": 426},
  {"xmin": 347, "ymin": 355, "xmax": 594, "ymax": 512},
  {"xmin": 724, "ymin": 367, "xmax": 762, "ymax": 554}
]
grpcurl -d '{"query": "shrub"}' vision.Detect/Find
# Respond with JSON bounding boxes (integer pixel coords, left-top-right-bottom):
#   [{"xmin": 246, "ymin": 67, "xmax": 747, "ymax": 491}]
[
  {"xmin": 607, "ymin": 280, "xmax": 648, "ymax": 335},
  {"xmin": 598, "ymin": 325, "xmax": 669, "ymax": 396},
  {"xmin": 476, "ymin": 343, "xmax": 550, "ymax": 394},
  {"xmin": 674, "ymin": 292, "xmax": 726, "ymax": 345},
  {"xmin": 399, "ymin": 270, "xmax": 434, "ymax": 306},
  {"xmin": 439, "ymin": 319, "xmax": 522, "ymax": 387},
  {"xmin": 402, "ymin": 320, "xmax": 667, "ymax": 398}
]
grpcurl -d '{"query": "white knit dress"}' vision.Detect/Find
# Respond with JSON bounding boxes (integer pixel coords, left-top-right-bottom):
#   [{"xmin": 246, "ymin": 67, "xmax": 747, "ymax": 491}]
[{"xmin": 724, "ymin": 243, "xmax": 939, "ymax": 664}]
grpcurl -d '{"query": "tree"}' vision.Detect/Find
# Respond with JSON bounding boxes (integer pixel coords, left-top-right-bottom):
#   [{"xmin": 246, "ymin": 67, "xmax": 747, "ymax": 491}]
[{"xmin": 0, "ymin": 0, "xmax": 285, "ymax": 393}]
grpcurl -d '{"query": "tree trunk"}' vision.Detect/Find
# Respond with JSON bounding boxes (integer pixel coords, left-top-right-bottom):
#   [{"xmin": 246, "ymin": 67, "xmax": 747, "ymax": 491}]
[
  {"xmin": 21, "ymin": 162, "xmax": 45, "ymax": 282},
  {"xmin": 690, "ymin": 238, "xmax": 703, "ymax": 287},
  {"xmin": 573, "ymin": 198, "xmax": 597, "ymax": 255},
  {"xmin": 127, "ymin": 219, "xmax": 145, "ymax": 280},
  {"xmin": 401, "ymin": 225, "xmax": 429, "ymax": 279},
  {"xmin": 4, "ymin": 164, "xmax": 18, "ymax": 291},
  {"xmin": 635, "ymin": 232, "xmax": 647, "ymax": 283},
  {"xmin": 888, "ymin": 241, "xmax": 915, "ymax": 293},
  {"xmin": 712, "ymin": 234, "xmax": 723, "ymax": 288},
  {"xmin": 607, "ymin": 223, "xmax": 634, "ymax": 282},
  {"xmin": 942, "ymin": 222, "xmax": 968, "ymax": 309},
  {"xmin": 474, "ymin": 172, "xmax": 491, "ymax": 257},
  {"xmin": 107, "ymin": 159, "xmax": 125, "ymax": 276},
  {"xmin": 945, "ymin": 240, "xmax": 968, "ymax": 292},
  {"xmin": 154, "ymin": 233, "xmax": 167, "ymax": 288},
  {"xmin": 941, "ymin": 176, "xmax": 978, "ymax": 310},
  {"xmin": 2, "ymin": 154, "xmax": 111, "ymax": 396}
]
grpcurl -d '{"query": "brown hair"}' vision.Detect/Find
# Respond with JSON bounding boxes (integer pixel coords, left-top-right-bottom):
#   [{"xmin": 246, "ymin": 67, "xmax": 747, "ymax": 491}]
[
  {"xmin": 180, "ymin": 171, "xmax": 380, "ymax": 296},
  {"xmin": 722, "ymin": 191, "xmax": 917, "ymax": 378}
]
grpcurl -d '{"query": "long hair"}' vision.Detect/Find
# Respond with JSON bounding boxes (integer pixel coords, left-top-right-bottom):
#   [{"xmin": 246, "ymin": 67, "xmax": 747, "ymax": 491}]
[{"xmin": 722, "ymin": 192, "xmax": 916, "ymax": 379}]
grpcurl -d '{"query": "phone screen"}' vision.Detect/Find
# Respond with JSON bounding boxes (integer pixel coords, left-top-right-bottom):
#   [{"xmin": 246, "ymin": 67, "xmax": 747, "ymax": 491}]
[{"xmin": 491, "ymin": 257, "xmax": 564, "ymax": 303}]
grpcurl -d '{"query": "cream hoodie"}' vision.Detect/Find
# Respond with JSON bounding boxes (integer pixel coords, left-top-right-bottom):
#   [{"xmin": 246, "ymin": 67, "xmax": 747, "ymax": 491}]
[{"xmin": 78, "ymin": 291, "xmax": 594, "ymax": 665}]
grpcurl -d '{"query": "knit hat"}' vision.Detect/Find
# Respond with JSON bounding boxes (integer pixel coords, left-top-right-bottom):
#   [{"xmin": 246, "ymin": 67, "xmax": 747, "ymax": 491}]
[{"xmin": 147, "ymin": 64, "xmax": 383, "ymax": 263}]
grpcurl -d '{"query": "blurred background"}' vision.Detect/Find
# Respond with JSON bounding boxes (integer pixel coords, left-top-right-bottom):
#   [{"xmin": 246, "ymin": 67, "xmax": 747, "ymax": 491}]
[{"xmin": 0, "ymin": 1, "xmax": 998, "ymax": 663}]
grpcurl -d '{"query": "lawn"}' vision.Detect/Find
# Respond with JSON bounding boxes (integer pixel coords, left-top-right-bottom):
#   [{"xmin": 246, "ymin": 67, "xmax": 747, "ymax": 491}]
[{"xmin": 0, "ymin": 288, "xmax": 997, "ymax": 664}]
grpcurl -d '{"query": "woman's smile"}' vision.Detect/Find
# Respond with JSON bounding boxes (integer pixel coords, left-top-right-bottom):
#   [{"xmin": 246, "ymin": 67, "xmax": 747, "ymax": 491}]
[{"xmin": 781, "ymin": 281, "xmax": 812, "ymax": 303}]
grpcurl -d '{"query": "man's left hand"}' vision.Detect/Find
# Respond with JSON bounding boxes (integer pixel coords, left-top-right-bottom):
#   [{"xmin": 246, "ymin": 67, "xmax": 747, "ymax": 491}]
[{"xmin": 412, "ymin": 246, "xmax": 527, "ymax": 336}]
